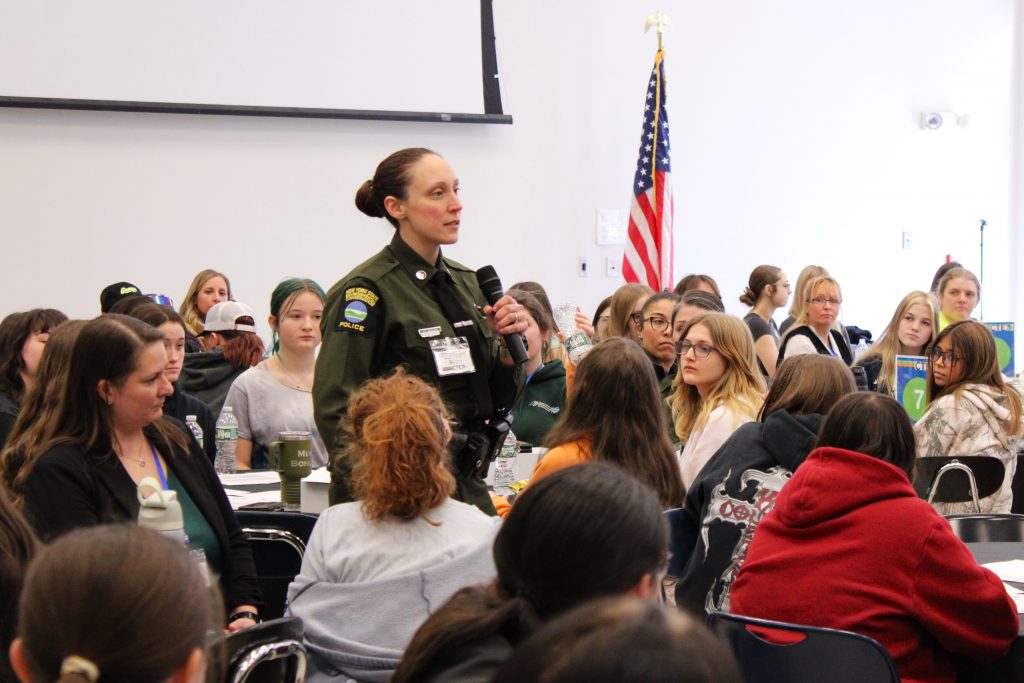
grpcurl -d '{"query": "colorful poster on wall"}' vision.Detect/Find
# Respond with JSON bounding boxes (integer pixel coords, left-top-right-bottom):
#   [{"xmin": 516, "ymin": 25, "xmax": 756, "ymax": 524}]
[
  {"xmin": 895, "ymin": 355, "xmax": 929, "ymax": 423},
  {"xmin": 983, "ymin": 322, "xmax": 1014, "ymax": 377}
]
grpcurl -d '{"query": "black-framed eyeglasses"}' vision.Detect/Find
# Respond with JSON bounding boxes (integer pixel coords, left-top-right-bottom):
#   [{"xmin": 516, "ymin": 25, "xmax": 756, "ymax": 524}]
[
  {"xmin": 930, "ymin": 346, "xmax": 962, "ymax": 365},
  {"xmin": 642, "ymin": 316, "xmax": 671, "ymax": 333},
  {"xmin": 629, "ymin": 311, "xmax": 643, "ymax": 325},
  {"xmin": 808, "ymin": 297, "xmax": 842, "ymax": 306},
  {"xmin": 677, "ymin": 341, "xmax": 717, "ymax": 358}
]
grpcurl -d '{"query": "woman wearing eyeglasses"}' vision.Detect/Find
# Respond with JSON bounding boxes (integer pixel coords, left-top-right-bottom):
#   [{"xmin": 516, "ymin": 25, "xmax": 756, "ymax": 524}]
[
  {"xmin": 914, "ymin": 321, "xmax": 1024, "ymax": 514},
  {"xmin": 739, "ymin": 265, "xmax": 790, "ymax": 379},
  {"xmin": 606, "ymin": 283, "xmax": 654, "ymax": 339},
  {"xmin": 638, "ymin": 293, "xmax": 681, "ymax": 391},
  {"xmin": 672, "ymin": 313, "xmax": 765, "ymax": 488},
  {"xmin": 777, "ymin": 275, "xmax": 853, "ymax": 366}
]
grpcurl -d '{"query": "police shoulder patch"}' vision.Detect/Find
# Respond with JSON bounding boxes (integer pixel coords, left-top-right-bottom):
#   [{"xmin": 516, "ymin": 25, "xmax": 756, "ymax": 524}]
[{"xmin": 336, "ymin": 283, "xmax": 381, "ymax": 337}]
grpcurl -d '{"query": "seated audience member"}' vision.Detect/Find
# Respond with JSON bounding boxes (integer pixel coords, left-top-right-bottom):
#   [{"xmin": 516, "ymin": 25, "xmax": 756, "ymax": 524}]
[
  {"xmin": 637, "ymin": 292, "xmax": 681, "ymax": 395},
  {"xmin": 674, "ymin": 355, "xmax": 856, "ymax": 614},
  {"xmin": 393, "ymin": 463, "xmax": 669, "ymax": 683},
  {"xmin": 673, "ymin": 313, "xmax": 764, "ymax": 488},
  {"xmin": 109, "ymin": 298, "xmax": 217, "ymax": 462},
  {"xmin": 495, "ymin": 337, "xmax": 684, "ymax": 515},
  {"xmin": 915, "ymin": 320, "xmax": 1024, "ymax": 514},
  {"xmin": 493, "ymin": 597, "xmax": 742, "ymax": 683},
  {"xmin": 607, "ymin": 283, "xmax": 654, "ymax": 339},
  {"xmin": 504, "ymin": 289, "xmax": 566, "ymax": 447},
  {"xmin": 930, "ymin": 260, "xmax": 963, "ymax": 294},
  {"xmin": 672, "ymin": 290, "xmax": 725, "ymax": 343},
  {"xmin": 778, "ymin": 275, "xmax": 853, "ymax": 365},
  {"xmin": 854, "ymin": 291, "xmax": 936, "ymax": 396},
  {"xmin": 731, "ymin": 392, "xmax": 1019, "ymax": 683},
  {"xmin": 1, "ymin": 321, "xmax": 85, "ymax": 502},
  {"xmin": 740, "ymin": 265, "xmax": 790, "ymax": 378},
  {"xmin": 0, "ymin": 484, "xmax": 37, "ymax": 683},
  {"xmin": 591, "ymin": 296, "xmax": 612, "ymax": 343},
  {"xmin": 673, "ymin": 273, "xmax": 722, "ymax": 299},
  {"xmin": 10, "ymin": 524, "xmax": 218, "ymax": 683},
  {"xmin": 181, "ymin": 301, "xmax": 264, "ymax": 416},
  {"xmin": 223, "ymin": 279, "xmax": 328, "ymax": 470},
  {"xmin": 0, "ymin": 309, "xmax": 68, "ymax": 448},
  {"xmin": 179, "ymin": 269, "xmax": 232, "ymax": 351},
  {"xmin": 508, "ymin": 281, "xmax": 591, "ymax": 395},
  {"xmin": 98, "ymin": 281, "xmax": 142, "ymax": 313},
  {"xmin": 778, "ymin": 264, "xmax": 829, "ymax": 336},
  {"xmin": 18, "ymin": 315, "xmax": 262, "ymax": 628},
  {"xmin": 935, "ymin": 266, "xmax": 981, "ymax": 330},
  {"xmin": 287, "ymin": 369, "xmax": 499, "ymax": 682}
]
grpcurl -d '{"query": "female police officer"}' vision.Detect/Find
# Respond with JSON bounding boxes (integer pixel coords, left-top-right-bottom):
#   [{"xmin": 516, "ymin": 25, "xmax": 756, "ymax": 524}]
[{"xmin": 314, "ymin": 148, "xmax": 526, "ymax": 513}]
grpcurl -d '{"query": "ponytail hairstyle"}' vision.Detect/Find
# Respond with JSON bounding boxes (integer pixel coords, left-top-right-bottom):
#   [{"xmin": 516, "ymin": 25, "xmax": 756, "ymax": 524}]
[
  {"xmin": 392, "ymin": 463, "xmax": 668, "ymax": 683},
  {"xmin": 13, "ymin": 525, "xmax": 221, "ymax": 683},
  {"xmin": 739, "ymin": 265, "xmax": 783, "ymax": 307},
  {"xmin": 1, "ymin": 321, "xmax": 87, "ymax": 506},
  {"xmin": 216, "ymin": 331, "xmax": 265, "ymax": 371},
  {"xmin": 355, "ymin": 148, "xmax": 438, "ymax": 228},
  {"xmin": 268, "ymin": 277, "xmax": 327, "ymax": 353},
  {"xmin": 343, "ymin": 368, "xmax": 455, "ymax": 521}
]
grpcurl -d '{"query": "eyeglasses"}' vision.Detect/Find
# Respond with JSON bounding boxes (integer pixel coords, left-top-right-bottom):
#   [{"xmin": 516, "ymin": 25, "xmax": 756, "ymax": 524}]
[
  {"xmin": 808, "ymin": 297, "xmax": 842, "ymax": 306},
  {"xmin": 930, "ymin": 346, "xmax": 962, "ymax": 365},
  {"xmin": 642, "ymin": 316, "xmax": 671, "ymax": 333},
  {"xmin": 678, "ymin": 341, "xmax": 717, "ymax": 358},
  {"xmin": 146, "ymin": 293, "xmax": 175, "ymax": 307},
  {"xmin": 629, "ymin": 311, "xmax": 643, "ymax": 325}
]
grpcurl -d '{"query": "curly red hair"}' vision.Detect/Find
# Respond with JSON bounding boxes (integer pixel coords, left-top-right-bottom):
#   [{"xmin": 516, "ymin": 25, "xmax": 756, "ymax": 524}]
[{"xmin": 347, "ymin": 368, "xmax": 456, "ymax": 520}]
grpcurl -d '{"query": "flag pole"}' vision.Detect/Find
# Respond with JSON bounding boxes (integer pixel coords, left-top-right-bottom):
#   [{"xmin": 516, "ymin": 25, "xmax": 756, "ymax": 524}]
[{"xmin": 644, "ymin": 9, "xmax": 670, "ymax": 52}]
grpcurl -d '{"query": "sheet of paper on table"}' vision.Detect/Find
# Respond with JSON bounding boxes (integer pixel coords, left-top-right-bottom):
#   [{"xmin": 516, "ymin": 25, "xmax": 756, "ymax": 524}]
[
  {"xmin": 224, "ymin": 489, "xmax": 282, "ymax": 510},
  {"xmin": 983, "ymin": 560, "xmax": 1024, "ymax": 584},
  {"xmin": 1001, "ymin": 583, "xmax": 1024, "ymax": 613},
  {"xmin": 219, "ymin": 471, "xmax": 281, "ymax": 486}
]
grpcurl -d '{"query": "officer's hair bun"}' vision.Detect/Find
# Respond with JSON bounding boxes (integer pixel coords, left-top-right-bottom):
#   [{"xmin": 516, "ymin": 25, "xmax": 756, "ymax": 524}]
[{"xmin": 355, "ymin": 180, "xmax": 385, "ymax": 218}]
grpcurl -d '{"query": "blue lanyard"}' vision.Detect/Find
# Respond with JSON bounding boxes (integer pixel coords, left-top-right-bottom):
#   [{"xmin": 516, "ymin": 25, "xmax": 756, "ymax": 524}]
[{"xmin": 151, "ymin": 443, "xmax": 169, "ymax": 490}]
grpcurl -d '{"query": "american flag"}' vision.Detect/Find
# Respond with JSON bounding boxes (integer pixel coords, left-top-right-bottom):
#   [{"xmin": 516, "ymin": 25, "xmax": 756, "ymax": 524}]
[{"xmin": 623, "ymin": 50, "xmax": 674, "ymax": 291}]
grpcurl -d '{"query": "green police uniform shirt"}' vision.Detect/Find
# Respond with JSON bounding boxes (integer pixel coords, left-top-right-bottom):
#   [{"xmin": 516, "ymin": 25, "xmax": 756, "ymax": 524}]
[{"xmin": 314, "ymin": 232, "xmax": 522, "ymax": 493}]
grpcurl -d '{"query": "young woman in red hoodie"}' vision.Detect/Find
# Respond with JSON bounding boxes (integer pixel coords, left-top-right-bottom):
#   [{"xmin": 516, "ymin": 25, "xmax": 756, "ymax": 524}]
[{"xmin": 730, "ymin": 392, "xmax": 1018, "ymax": 683}]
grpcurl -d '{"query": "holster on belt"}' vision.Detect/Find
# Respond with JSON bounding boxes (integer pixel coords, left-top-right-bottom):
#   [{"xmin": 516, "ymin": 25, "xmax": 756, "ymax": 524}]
[{"xmin": 450, "ymin": 412, "xmax": 513, "ymax": 481}]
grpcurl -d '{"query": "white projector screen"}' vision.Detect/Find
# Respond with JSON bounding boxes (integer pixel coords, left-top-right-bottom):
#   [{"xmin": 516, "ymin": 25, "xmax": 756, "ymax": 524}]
[{"xmin": 0, "ymin": 0, "xmax": 509, "ymax": 123}]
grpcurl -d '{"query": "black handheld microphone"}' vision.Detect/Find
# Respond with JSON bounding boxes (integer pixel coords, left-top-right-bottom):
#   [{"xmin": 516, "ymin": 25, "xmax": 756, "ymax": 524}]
[{"xmin": 476, "ymin": 266, "xmax": 529, "ymax": 365}]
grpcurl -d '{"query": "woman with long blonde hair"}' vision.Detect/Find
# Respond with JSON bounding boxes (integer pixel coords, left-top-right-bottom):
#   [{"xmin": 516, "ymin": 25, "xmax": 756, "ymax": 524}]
[
  {"xmin": 915, "ymin": 321, "xmax": 1024, "ymax": 514},
  {"xmin": 178, "ymin": 269, "xmax": 232, "ymax": 342},
  {"xmin": 854, "ymin": 291, "xmax": 937, "ymax": 396},
  {"xmin": 672, "ymin": 313, "xmax": 765, "ymax": 488},
  {"xmin": 288, "ymin": 368, "xmax": 499, "ymax": 682},
  {"xmin": 607, "ymin": 283, "xmax": 654, "ymax": 339}
]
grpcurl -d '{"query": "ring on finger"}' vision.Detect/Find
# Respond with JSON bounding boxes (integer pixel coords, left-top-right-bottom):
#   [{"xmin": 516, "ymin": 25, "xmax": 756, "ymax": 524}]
[{"xmin": 513, "ymin": 312, "xmax": 520, "ymax": 325}]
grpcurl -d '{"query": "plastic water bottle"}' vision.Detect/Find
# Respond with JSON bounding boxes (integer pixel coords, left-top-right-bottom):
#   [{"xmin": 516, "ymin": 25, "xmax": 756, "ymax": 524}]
[
  {"xmin": 185, "ymin": 414, "xmax": 204, "ymax": 451},
  {"xmin": 215, "ymin": 407, "xmax": 238, "ymax": 474},
  {"xmin": 493, "ymin": 429, "xmax": 519, "ymax": 496},
  {"xmin": 553, "ymin": 302, "xmax": 593, "ymax": 365},
  {"xmin": 855, "ymin": 338, "xmax": 870, "ymax": 361}
]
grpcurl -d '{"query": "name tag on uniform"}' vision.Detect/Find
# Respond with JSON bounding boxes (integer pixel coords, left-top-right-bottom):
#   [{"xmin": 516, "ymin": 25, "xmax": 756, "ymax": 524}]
[
  {"xmin": 430, "ymin": 337, "xmax": 476, "ymax": 376},
  {"xmin": 418, "ymin": 326, "xmax": 442, "ymax": 338}
]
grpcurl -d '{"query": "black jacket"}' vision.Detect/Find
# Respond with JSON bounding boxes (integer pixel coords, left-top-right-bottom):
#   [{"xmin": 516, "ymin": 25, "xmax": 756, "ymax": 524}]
[
  {"xmin": 0, "ymin": 389, "xmax": 19, "ymax": 450},
  {"xmin": 163, "ymin": 383, "xmax": 217, "ymax": 463},
  {"xmin": 21, "ymin": 421, "xmax": 262, "ymax": 612},
  {"xmin": 778, "ymin": 326, "xmax": 853, "ymax": 366},
  {"xmin": 674, "ymin": 410, "xmax": 823, "ymax": 614}
]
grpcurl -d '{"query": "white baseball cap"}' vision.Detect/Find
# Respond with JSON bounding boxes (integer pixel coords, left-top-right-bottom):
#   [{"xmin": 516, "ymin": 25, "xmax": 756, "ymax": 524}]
[{"xmin": 203, "ymin": 301, "xmax": 257, "ymax": 333}]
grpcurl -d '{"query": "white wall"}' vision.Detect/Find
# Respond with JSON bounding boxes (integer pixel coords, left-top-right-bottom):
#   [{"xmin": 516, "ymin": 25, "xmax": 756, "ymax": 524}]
[{"xmin": 0, "ymin": 0, "xmax": 1019, "ymax": 351}]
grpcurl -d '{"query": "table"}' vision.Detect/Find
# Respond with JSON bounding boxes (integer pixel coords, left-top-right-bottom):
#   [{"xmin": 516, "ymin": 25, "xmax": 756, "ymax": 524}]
[
  {"xmin": 960, "ymin": 542, "xmax": 1024, "ymax": 682},
  {"xmin": 218, "ymin": 468, "xmax": 330, "ymax": 513}
]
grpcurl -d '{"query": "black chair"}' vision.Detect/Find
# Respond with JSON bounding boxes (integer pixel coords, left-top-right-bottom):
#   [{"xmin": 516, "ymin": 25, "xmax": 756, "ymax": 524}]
[
  {"xmin": 708, "ymin": 612, "xmax": 899, "ymax": 683},
  {"xmin": 236, "ymin": 511, "xmax": 318, "ymax": 620},
  {"xmin": 912, "ymin": 456, "xmax": 1005, "ymax": 513},
  {"xmin": 945, "ymin": 513, "xmax": 1024, "ymax": 542},
  {"xmin": 213, "ymin": 616, "xmax": 307, "ymax": 683}
]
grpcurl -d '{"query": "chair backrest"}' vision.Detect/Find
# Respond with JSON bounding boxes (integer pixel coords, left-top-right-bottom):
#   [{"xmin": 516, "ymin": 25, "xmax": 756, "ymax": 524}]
[
  {"xmin": 664, "ymin": 507, "xmax": 686, "ymax": 578},
  {"xmin": 236, "ymin": 511, "xmax": 319, "ymax": 620},
  {"xmin": 912, "ymin": 456, "xmax": 1005, "ymax": 511},
  {"xmin": 708, "ymin": 612, "xmax": 899, "ymax": 683},
  {"xmin": 212, "ymin": 616, "xmax": 307, "ymax": 683},
  {"xmin": 945, "ymin": 513, "xmax": 1024, "ymax": 542}
]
